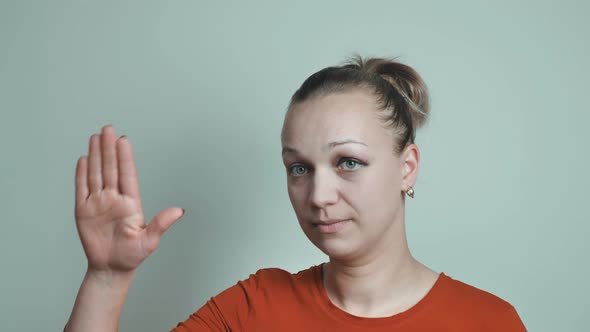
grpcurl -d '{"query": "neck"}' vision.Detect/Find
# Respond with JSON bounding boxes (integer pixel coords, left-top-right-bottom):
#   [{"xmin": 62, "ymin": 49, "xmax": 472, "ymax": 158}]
[{"xmin": 322, "ymin": 218, "xmax": 437, "ymax": 317}]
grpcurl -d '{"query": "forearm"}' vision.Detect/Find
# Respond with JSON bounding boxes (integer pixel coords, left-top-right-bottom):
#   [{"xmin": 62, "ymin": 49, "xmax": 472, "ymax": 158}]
[{"xmin": 64, "ymin": 268, "xmax": 136, "ymax": 332}]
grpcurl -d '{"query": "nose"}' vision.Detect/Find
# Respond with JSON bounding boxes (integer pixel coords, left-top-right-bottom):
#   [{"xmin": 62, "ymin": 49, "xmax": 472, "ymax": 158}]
[{"xmin": 310, "ymin": 168, "xmax": 339, "ymax": 209}]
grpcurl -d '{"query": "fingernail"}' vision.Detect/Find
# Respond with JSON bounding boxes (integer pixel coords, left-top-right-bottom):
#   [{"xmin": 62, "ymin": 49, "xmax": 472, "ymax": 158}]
[
  {"xmin": 120, "ymin": 135, "xmax": 127, "ymax": 139},
  {"xmin": 181, "ymin": 208, "xmax": 186, "ymax": 216}
]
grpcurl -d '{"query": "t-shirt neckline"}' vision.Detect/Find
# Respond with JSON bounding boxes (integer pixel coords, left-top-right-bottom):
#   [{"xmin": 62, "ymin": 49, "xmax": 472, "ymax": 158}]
[{"xmin": 310, "ymin": 263, "xmax": 447, "ymax": 327}]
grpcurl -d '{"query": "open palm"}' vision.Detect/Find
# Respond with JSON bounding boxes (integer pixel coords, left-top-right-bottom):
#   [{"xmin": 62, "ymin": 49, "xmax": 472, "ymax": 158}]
[{"xmin": 74, "ymin": 125, "xmax": 184, "ymax": 273}]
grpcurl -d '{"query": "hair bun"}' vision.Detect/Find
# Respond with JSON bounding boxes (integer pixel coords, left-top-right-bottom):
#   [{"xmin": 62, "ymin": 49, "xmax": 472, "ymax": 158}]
[{"xmin": 351, "ymin": 56, "xmax": 430, "ymax": 129}]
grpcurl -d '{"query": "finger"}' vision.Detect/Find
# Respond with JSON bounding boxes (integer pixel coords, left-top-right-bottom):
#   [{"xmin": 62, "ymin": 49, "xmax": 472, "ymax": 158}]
[
  {"xmin": 143, "ymin": 207, "xmax": 185, "ymax": 254},
  {"xmin": 117, "ymin": 136, "xmax": 140, "ymax": 198},
  {"xmin": 87, "ymin": 134, "xmax": 103, "ymax": 193},
  {"xmin": 75, "ymin": 156, "xmax": 89, "ymax": 204},
  {"xmin": 101, "ymin": 125, "xmax": 119, "ymax": 190}
]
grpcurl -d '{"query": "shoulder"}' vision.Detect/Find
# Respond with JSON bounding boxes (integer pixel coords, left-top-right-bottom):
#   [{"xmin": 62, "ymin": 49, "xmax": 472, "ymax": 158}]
[
  {"xmin": 441, "ymin": 273, "xmax": 513, "ymax": 310},
  {"xmin": 201, "ymin": 265, "xmax": 317, "ymax": 311},
  {"xmin": 243, "ymin": 265, "xmax": 318, "ymax": 290},
  {"xmin": 228, "ymin": 265, "xmax": 320, "ymax": 304},
  {"xmin": 225, "ymin": 265, "xmax": 319, "ymax": 313},
  {"xmin": 438, "ymin": 273, "xmax": 526, "ymax": 330}
]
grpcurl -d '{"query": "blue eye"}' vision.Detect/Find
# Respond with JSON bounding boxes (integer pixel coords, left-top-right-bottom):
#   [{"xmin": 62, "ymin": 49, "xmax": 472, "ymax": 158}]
[
  {"xmin": 288, "ymin": 158, "xmax": 364, "ymax": 176},
  {"xmin": 339, "ymin": 158, "xmax": 362, "ymax": 171},
  {"xmin": 289, "ymin": 165, "xmax": 308, "ymax": 176}
]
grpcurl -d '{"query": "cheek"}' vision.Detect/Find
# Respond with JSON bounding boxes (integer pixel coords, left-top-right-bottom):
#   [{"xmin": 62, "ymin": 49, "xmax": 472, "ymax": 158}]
[
  {"xmin": 288, "ymin": 185, "xmax": 314, "ymax": 230},
  {"xmin": 355, "ymin": 166, "xmax": 401, "ymax": 214},
  {"xmin": 287, "ymin": 183, "xmax": 307, "ymax": 211}
]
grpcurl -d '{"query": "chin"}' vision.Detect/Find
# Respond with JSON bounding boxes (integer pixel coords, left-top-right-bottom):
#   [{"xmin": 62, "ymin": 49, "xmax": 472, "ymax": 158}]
[{"xmin": 306, "ymin": 231, "xmax": 361, "ymax": 261}]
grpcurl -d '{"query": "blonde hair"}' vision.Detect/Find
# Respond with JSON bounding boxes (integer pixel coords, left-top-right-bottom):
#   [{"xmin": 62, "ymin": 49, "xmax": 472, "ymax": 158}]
[{"xmin": 289, "ymin": 55, "xmax": 431, "ymax": 154}]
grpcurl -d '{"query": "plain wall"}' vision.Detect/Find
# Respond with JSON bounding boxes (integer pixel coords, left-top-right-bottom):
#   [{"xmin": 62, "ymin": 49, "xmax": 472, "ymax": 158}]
[{"xmin": 1, "ymin": 0, "xmax": 588, "ymax": 331}]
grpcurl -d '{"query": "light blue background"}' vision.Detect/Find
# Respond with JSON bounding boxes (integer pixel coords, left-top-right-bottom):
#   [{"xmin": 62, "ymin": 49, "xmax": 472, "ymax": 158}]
[{"xmin": 1, "ymin": 1, "xmax": 588, "ymax": 331}]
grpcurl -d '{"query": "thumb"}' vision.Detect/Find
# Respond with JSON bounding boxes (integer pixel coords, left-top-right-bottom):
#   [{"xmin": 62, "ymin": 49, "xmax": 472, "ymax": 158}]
[{"xmin": 144, "ymin": 207, "xmax": 185, "ymax": 254}]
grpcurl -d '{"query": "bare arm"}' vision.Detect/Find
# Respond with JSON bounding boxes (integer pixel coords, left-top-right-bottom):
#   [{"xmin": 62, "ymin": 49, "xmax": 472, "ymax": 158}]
[
  {"xmin": 64, "ymin": 269, "xmax": 135, "ymax": 332},
  {"xmin": 64, "ymin": 125, "xmax": 185, "ymax": 332}
]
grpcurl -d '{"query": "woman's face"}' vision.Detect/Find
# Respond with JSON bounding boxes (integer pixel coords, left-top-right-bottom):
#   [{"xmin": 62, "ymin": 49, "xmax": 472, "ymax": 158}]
[{"xmin": 281, "ymin": 89, "xmax": 418, "ymax": 261}]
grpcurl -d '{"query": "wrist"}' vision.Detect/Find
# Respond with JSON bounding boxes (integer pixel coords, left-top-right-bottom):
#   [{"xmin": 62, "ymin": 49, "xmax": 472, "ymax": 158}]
[{"xmin": 85, "ymin": 268, "xmax": 136, "ymax": 289}]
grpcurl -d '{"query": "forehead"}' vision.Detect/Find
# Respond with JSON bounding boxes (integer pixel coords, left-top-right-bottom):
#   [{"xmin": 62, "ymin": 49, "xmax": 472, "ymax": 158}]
[{"xmin": 281, "ymin": 90, "xmax": 392, "ymax": 148}]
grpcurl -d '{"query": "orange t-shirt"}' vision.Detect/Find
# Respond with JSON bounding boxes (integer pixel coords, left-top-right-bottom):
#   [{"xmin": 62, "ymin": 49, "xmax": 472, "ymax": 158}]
[{"xmin": 171, "ymin": 264, "xmax": 526, "ymax": 331}]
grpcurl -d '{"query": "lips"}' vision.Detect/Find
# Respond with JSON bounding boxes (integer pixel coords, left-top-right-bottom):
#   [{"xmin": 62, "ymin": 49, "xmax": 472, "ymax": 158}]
[
  {"xmin": 314, "ymin": 219, "xmax": 348, "ymax": 225},
  {"xmin": 312, "ymin": 219, "xmax": 351, "ymax": 234}
]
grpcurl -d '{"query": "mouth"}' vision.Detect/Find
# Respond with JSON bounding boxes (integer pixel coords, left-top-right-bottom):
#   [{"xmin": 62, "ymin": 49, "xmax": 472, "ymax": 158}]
[{"xmin": 312, "ymin": 219, "xmax": 351, "ymax": 234}]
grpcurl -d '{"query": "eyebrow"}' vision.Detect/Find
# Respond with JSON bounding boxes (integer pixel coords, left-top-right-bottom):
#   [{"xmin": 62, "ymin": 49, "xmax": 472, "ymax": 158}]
[{"xmin": 282, "ymin": 139, "xmax": 368, "ymax": 155}]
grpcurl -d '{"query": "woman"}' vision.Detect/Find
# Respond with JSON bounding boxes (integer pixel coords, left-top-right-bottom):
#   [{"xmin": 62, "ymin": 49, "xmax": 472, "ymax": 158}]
[{"xmin": 65, "ymin": 56, "xmax": 527, "ymax": 331}]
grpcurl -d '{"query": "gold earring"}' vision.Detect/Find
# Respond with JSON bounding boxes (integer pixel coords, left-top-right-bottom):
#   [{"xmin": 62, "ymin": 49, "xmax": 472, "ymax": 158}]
[{"xmin": 406, "ymin": 186, "xmax": 414, "ymax": 198}]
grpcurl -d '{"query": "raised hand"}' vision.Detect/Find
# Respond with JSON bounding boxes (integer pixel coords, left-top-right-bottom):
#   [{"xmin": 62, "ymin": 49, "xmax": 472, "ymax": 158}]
[{"xmin": 74, "ymin": 125, "xmax": 185, "ymax": 274}]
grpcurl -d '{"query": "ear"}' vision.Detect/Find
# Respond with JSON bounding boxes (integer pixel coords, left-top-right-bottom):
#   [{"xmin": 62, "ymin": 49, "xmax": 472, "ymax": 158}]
[{"xmin": 400, "ymin": 143, "xmax": 420, "ymax": 191}]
